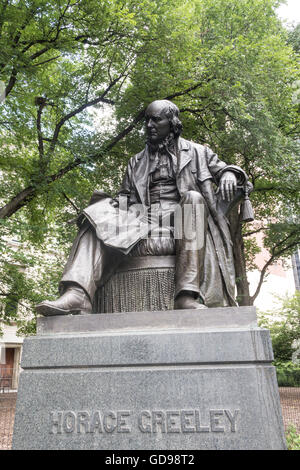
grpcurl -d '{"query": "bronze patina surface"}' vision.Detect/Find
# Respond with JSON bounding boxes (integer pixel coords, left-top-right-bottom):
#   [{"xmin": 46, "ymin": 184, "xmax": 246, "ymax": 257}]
[{"xmin": 36, "ymin": 100, "xmax": 253, "ymax": 315}]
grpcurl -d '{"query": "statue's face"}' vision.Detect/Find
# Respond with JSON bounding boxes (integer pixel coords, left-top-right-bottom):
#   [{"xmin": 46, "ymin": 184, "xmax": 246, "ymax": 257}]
[{"xmin": 145, "ymin": 101, "xmax": 171, "ymax": 144}]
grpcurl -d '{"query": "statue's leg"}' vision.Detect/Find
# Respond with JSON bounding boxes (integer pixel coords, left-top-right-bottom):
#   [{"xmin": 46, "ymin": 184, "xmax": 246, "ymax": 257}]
[
  {"xmin": 36, "ymin": 222, "xmax": 124, "ymax": 316},
  {"xmin": 174, "ymin": 190, "xmax": 208, "ymax": 309}
]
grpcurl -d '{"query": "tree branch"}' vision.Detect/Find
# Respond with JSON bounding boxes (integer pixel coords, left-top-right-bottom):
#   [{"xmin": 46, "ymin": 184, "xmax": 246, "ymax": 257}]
[
  {"xmin": 0, "ymin": 80, "xmax": 218, "ymax": 219},
  {"xmin": 243, "ymin": 226, "xmax": 268, "ymax": 237},
  {"xmin": 3, "ymin": 68, "xmax": 17, "ymax": 99},
  {"xmin": 165, "ymin": 80, "xmax": 211, "ymax": 100},
  {"xmin": 0, "ymin": 186, "xmax": 35, "ymax": 219},
  {"xmin": 35, "ymin": 97, "xmax": 47, "ymax": 167},
  {"xmin": 250, "ymin": 237, "xmax": 299, "ymax": 303},
  {"xmin": 254, "ymin": 186, "xmax": 299, "ymax": 193},
  {"xmin": 62, "ymin": 192, "xmax": 80, "ymax": 214},
  {"xmin": 47, "ymin": 75, "xmax": 123, "ymax": 157},
  {"xmin": 28, "ymin": 47, "xmax": 52, "ymax": 62},
  {"xmin": 33, "ymin": 55, "xmax": 61, "ymax": 67},
  {"xmin": 0, "ymin": 1, "xmax": 74, "ymax": 95}
]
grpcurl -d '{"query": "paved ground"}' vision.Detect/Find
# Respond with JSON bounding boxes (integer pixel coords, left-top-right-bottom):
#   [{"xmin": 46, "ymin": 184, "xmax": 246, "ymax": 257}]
[
  {"xmin": 0, "ymin": 389, "xmax": 299, "ymax": 450},
  {"xmin": 279, "ymin": 387, "xmax": 300, "ymax": 433},
  {"xmin": 0, "ymin": 392, "xmax": 16, "ymax": 451}
]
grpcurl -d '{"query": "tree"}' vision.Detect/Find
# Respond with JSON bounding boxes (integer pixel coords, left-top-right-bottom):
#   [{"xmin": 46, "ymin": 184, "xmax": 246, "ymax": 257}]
[
  {"xmin": 258, "ymin": 292, "xmax": 300, "ymax": 362},
  {"xmin": 0, "ymin": 0, "xmax": 299, "ymax": 332},
  {"xmin": 1, "ymin": 0, "xmax": 198, "ymax": 332},
  {"xmin": 288, "ymin": 23, "xmax": 300, "ymax": 54}
]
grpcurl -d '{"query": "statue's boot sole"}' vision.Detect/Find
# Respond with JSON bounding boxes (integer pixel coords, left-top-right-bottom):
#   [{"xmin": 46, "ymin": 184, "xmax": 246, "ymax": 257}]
[
  {"xmin": 36, "ymin": 303, "xmax": 91, "ymax": 316},
  {"xmin": 174, "ymin": 302, "xmax": 208, "ymax": 310}
]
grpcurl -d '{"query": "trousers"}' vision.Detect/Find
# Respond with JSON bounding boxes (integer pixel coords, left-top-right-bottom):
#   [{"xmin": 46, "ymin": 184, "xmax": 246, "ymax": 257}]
[{"xmin": 60, "ymin": 190, "xmax": 208, "ymax": 302}]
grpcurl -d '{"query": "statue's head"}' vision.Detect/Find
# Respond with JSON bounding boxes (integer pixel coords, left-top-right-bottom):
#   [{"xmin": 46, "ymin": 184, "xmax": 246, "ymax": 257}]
[{"xmin": 145, "ymin": 99, "xmax": 182, "ymax": 145}]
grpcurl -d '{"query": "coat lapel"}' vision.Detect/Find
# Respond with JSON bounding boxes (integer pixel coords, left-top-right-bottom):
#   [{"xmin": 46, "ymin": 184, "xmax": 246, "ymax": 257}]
[
  {"xmin": 133, "ymin": 146, "xmax": 150, "ymax": 206},
  {"xmin": 177, "ymin": 137, "xmax": 191, "ymax": 174},
  {"xmin": 132, "ymin": 137, "xmax": 192, "ymax": 206}
]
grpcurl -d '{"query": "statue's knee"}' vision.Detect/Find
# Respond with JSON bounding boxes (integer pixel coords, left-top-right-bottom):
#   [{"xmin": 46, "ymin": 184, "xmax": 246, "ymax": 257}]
[{"xmin": 182, "ymin": 190, "xmax": 205, "ymax": 204}]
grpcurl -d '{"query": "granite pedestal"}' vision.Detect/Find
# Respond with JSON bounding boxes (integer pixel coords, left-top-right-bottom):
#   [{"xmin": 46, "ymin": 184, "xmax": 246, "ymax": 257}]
[{"xmin": 12, "ymin": 307, "xmax": 286, "ymax": 450}]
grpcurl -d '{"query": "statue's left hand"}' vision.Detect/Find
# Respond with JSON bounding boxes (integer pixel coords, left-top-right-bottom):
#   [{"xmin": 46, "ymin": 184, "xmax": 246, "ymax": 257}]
[{"xmin": 219, "ymin": 171, "xmax": 237, "ymax": 202}]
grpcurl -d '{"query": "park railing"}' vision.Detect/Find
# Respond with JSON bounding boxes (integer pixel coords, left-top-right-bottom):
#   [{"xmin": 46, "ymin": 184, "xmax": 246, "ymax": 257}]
[{"xmin": 0, "ymin": 367, "xmax": 15, "ymax": 393}]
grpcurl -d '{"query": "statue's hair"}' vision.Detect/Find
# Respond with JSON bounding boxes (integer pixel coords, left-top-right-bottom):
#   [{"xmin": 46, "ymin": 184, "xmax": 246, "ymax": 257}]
[{"xmin": 147, "ymin": 99, "xmax": 183, "ymax": 138}]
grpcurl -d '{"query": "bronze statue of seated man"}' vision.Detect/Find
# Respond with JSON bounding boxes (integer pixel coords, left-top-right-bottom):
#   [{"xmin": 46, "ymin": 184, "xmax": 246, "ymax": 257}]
[{"xmin": 36, "ymin": 100, "xmax": 253, "ymax": 316}]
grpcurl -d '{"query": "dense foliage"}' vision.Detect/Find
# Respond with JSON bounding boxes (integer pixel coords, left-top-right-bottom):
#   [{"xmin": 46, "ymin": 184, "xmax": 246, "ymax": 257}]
[
  {"xmin": 286, "ymin": 425, "xmax": 300, "ymax": 450},
  {"xmin": 0, "ymin": 0, "xmax": 299, "ymax": 334},
  {"xmin": 258, "ymin": 291, "xmax": 300, "ymax": 362}
]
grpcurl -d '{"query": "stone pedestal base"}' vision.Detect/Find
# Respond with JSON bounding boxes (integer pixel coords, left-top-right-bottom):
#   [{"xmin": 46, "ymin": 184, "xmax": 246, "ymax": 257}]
[{"xmin": 13, "ymin": 307, "xmax": 286, "ymax": 450}]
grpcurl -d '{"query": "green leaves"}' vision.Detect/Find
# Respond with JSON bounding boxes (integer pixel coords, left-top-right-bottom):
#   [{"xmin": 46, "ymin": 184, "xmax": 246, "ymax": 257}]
[
  {"xmin": 258, "ymin": 292, "xmax": 300, "ymax": 362},
  {"xmin": 0, "ymin": 0, "xmax": 299, "ymax": 330}
]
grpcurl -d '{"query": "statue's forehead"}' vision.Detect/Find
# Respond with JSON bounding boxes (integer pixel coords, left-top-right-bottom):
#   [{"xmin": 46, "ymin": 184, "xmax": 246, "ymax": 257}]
[{"xmin": 145, "ymin": 101, "xmax": 168, "ymax": 117}]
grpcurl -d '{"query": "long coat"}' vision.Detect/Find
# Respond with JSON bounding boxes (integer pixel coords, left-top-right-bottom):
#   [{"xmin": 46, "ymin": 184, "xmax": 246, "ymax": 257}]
[{"xmin": 84, "ymin": 137, "xmax": 248, "ymax": 307}]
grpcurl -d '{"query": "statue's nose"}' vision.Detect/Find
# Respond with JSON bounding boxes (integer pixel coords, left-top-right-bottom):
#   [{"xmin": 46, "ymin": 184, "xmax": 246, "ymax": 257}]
[{"xmin": 147, "ymin": 118, "xmax": 154, "ymax": 127}]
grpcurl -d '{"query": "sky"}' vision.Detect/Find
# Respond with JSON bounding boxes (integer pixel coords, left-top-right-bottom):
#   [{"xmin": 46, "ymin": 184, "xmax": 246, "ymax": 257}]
[{"xmin": 277, "ymin": 0, "xmax": 300, "ymax": 26}]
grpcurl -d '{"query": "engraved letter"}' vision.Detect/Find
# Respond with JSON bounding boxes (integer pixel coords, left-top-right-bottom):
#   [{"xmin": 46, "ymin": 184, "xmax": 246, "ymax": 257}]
[
  {"xmin": 63, "ymin": 411, "xmax": 76, "ymax": 433},
  {"xmin": 138, "ymin": 411, "xmax": 151, "ymax": 433},
  {"xmin": 50, "ymin": 411, "xmax": 63, "ymax": 434},
  {"xmin": 103, "ymin": 411, "xmax": 117, "ymax": 433},
  {"xmin": 224, "ymin": 409, "xmax": 239, "ymax": 432},
  {"xmin": 166, "ymin": 411, "xmax": 180, "ymax": 433},
  {"xmin": 195, "ymin": 410, "xmax": 210, "ymax": 432},
  {"xmin": 210, "ymin": 410, "xmax": 225, "ymax": 433},
  {"xmin": 77, "ymin": 411, "xmax": 90, "ymax": 433},
  {"xmin": 117, "ymin": 411, "xmax": 131, "ymax": 433},
  {"xmin": 152, "ymin": 411, "xmax": 166, "ymax": 433},
  {"xmin": 181, "ymin": 410, "xmax": 196, "ymax": 433},
  {"xmin": 90, "ymin": 411, "xmax": 103, "ymax": 433}
]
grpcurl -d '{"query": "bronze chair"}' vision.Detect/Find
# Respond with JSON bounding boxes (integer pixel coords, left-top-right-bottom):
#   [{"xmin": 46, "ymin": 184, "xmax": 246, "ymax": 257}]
[{"xmin": 94, "ymin": 183, "xmax": 253, "ymax": 313}]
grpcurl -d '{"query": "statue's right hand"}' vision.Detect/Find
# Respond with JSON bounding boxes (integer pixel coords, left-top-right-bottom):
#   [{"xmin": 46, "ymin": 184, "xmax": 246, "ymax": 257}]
[{"xmin": 110, "ymin": 199, "xmax": 119, "ymax": 208}]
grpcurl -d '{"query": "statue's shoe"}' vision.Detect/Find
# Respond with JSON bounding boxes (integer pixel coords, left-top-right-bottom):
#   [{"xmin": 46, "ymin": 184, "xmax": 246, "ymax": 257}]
[
  {"xmin": 174, "ymin": 294, "xmax": 208, "ymax": 310},
  {"xmin": 36, "ymin": 288, "xmax": 92, "ymax": 316}
]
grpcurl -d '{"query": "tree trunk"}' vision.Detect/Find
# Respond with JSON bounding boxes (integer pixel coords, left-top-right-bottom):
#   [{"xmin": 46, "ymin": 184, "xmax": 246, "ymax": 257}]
[{"xmin": 0, "ymin": 186, "xmax": 35, "ymax": 219}]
